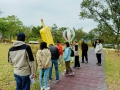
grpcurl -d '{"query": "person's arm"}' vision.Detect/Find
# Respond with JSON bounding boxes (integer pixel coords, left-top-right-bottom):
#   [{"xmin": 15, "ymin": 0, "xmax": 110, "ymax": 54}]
[
  {"xmin": 99, "ymin": 44, "xmax": 103, "ymax": 51},
  {"xmin": 64, "ymin": 48, "xmax": 69, "ymax": 60},
  {"xmin": 26, "ymin": 46, "xmax": 36, "ymax": 75},
  {"xmin": 44, "ymin": 50, "xmax": 51, "ymax": 67},
  {"xmin": 8, "ymin": 50, "xmax": 13, "ymax": 65},
  {"xmin": 36, "ymin": 51, "xmax": 42, "ymax": 67},
  {"xmin": 86, "ymin": 44, "xmax": 88, "ymax": 51}
]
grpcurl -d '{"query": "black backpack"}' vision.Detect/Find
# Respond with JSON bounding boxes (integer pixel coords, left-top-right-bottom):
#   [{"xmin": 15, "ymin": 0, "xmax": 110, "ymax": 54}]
[{"xmin": 70, "ymin": 49, "xmax": 74, "ymax": 57}]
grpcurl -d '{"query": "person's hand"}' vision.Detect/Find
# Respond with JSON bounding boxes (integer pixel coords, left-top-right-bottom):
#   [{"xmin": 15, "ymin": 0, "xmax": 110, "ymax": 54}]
[
  {"xmin": 41, "ymin": 65, "xmax": 46, "ymax": 69},
  {"xmin": 31, "ymin": 74, "xmax": 36, "ymax": 79},
  {"xmin": 43, "ymin": 65, "xmax": 46, "ymax": 69}
]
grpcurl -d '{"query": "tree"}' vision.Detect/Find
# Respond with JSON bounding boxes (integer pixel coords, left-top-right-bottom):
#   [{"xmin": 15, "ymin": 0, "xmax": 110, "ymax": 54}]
[
  {"xmin": 79, "ymin": 0, "xmax": 120, "ymax": 50},
  {"xmin": 31, "ymin": 26, "xmax": 42, "ymax": 38},
  {"xmin": 74, "ymin": 28, "xmax": 85, "ymax": 41}
]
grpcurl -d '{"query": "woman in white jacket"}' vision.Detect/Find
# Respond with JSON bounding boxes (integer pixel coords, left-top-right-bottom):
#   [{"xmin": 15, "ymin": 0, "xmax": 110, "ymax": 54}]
[{"xmin": 95, "ymin": 39, "xmax": 103, "ymax": 66}]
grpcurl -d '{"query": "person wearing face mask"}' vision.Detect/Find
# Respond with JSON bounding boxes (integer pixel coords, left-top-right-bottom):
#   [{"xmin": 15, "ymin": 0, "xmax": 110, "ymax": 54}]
[{"xmin": 94, "ymin": 39, "xmax": 103, "ymax": 66}]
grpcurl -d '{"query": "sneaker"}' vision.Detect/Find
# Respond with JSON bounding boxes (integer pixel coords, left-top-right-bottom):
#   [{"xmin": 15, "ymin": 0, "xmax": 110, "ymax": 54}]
[
  {"xmin": 40, "ymin": 87, "xmax": 44, "ymax": 90},
  {"xmin": 85, "ymin": 61, "xmax": 88, "ymax": 64},
  {"xmin": 98, "ymin": 63, "xmax": 101, "ymax": 66},
  {"xmin": 55, "ymin": 79, "xmax": 60, "ymax": 83},
  {"xmin": 44, "ymin": 87, "xmax": 50, "ymax": 90},
  {"xmin": 69, "ymin": 72, "xmax": 74, "ymax": 76},
  {"xmin": 81, "ymin": 61, "xmax": 84, "ymax": 63}
]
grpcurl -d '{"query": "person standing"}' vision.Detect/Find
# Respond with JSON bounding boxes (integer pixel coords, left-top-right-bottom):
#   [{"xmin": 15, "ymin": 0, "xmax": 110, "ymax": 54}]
[
  {"xmin": 56, "ymin": 41, "xmax": 63, "ymax": 66},
  {"xmin": 64, "ymin": 42, "xmax": 74, "ymax": 76},
  {"xmin": 71, "ymin": 43, "xmax": 75, "ymax": 63},
  {"xmin": 95, "ymin": 39, "xmax": 103, "ymax": 66},
  {"xmin": 81, "ymin": 40, "xmax": 88, "ymax": 63},
  {"xmin": 8, "ymin": 32, "xmax": 36, "ymax": 90},
  {"xmin": 36, "ymin": 42, "xmax": 51, "ymax": 90},
  {"xmin": 49, "ymin": 44, "xmax": 60, "ymax": 82},
  {"xmin": 92, "ymin": 40, "xmax": 97, "ymax": 49},
  {"xmin": 73, "ymin": 41, "xmax": 80, "ymax": 68}
]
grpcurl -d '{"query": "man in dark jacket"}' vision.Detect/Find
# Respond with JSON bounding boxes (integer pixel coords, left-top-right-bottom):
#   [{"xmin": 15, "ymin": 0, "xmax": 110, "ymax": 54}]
[
  {"xmin": 49, "ymin": 44, "xmax": 60, "ymax": 82},
  {"xmin": 8, "ymin": 32, "xmax": 36, "ymax": 90},
  {"xmin": 81, "ymin": 40, "xmax": 88, "ymax": 63}
]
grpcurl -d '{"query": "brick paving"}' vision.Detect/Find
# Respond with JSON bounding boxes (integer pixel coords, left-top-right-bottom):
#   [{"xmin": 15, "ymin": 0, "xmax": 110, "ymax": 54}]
[{"xmin": 49, "ymin": 48, "xmax": 107, "ymax": 90}]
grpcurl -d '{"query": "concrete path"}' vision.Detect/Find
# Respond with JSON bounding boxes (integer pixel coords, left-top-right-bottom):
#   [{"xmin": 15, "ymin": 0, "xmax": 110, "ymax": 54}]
[{"xmin": 49, "ymin": 48, "xmax": 107, "ymax": 90}]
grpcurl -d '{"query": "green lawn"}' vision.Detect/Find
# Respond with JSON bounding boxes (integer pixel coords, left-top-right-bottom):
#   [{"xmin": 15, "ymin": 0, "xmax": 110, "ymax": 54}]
[
  {"xmin": 0, "ymin": 43, "xmax": 68, "ymax": 90},
  {"xmin": 104, "ymin": 49, "xmax": 120, "ymax": 90}
]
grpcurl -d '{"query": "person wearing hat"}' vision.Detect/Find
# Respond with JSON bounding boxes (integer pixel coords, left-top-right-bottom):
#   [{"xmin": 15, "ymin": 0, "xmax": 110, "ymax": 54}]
[{"xmin": 8, "ymin": 32, "xmax": 36, "ymax": 90}]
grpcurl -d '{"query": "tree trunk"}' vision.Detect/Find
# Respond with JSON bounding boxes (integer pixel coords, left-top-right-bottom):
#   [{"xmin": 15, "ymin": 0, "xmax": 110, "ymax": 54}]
[{"xmin": 115, "ymin": 33, "xmax": 119, "ymax": 52}]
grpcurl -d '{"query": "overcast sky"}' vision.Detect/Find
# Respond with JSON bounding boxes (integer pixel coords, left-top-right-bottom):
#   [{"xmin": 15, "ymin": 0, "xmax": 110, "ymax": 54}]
[{"xmin": 0, "ymin": 0, "xmax": 98, "ymax": 32}]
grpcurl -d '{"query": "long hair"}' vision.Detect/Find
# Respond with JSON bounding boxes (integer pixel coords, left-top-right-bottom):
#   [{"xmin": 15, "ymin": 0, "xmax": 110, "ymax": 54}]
[{"xmin": 40, "ymin": 42, "xmax": 47, "ymax": 50}]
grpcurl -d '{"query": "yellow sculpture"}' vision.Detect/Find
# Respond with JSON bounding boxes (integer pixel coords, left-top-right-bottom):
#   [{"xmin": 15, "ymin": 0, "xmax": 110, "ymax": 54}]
[{"xmin": 40, "ymin": 19, "xmax": 54, "ymax": 46}]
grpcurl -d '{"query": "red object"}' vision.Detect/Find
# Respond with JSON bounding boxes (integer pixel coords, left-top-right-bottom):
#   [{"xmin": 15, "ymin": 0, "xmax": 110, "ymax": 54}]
[{"xmin": 57, "ymin": 44, "xmax": 63, "ymax": 55}]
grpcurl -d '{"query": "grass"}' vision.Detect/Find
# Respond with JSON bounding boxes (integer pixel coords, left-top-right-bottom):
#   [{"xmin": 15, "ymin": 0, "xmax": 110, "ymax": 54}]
[
  {"xmin": 104, "ymin": 49, "xmax": 120, "ymax": 90},
  {"xmin": 0, "ymin": 43, "xmax": 67, "ymax": 90}
]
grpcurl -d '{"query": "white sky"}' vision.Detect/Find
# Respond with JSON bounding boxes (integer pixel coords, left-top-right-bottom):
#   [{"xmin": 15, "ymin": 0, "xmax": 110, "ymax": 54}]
[{"xmin": 0, "ymin": 0, "xmax": 98, "ymax": 32}]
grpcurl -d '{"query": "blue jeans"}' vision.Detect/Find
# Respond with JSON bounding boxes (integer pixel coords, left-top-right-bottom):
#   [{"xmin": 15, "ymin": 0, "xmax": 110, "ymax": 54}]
[
  {"xmin": 14, "ymin": 74, "xmax": 30, "ymax": 90},
  {"xmin": 49, "ymin": 60, "xmax": 59, "ymax": 80},
  {"xmin": 39, "ymin": 68, "xmax": 49, "ymax": 88}
]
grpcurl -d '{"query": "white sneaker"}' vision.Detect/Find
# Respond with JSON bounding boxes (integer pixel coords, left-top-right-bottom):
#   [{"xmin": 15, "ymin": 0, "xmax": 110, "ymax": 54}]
[
  {"xmin": 69, "ymin": 72, "xmax": 74, "ymax": 76},
  {"xmin": 55, "ymin": 79, "xmax": 60, "ymax": 83},
  {"xmin": 45, "ymin": 87, "xmax": 50, "ymax": 90},
  {"xmin": 40, "ymin": 87, "xmax": 44, "ymax": 90}
]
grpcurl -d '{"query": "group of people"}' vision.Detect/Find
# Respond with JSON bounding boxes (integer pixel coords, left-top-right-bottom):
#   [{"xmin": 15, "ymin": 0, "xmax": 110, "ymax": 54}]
[{"xmin": 8, "ymin": 32, "xmax": 103, "ymax": 90}]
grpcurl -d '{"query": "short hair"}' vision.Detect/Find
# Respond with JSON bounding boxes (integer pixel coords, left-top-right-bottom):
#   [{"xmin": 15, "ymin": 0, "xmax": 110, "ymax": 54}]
[
  {"xmin": 49, "ymin": 44, "xmax": 53, "ymax": 47},
  {"xmin": 56, "ymin": 41, "xmax": 60, "ymax": 43},
  {"xmin": 40, "ymin": 42, "xmax": 47, "ymax": 50},
  {"xmin": 65, "ymin": 42, "xmax": 70, "ymax": 47},
  {"xmin": 17, "ymin": 32, "xmax": 25, "ymax": 41}
]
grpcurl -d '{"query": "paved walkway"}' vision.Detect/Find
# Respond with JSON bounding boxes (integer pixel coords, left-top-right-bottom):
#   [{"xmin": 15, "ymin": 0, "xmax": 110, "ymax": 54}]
[{"xmin": 49, "ymin": 48, "xmax": 107, "ymax": 90}]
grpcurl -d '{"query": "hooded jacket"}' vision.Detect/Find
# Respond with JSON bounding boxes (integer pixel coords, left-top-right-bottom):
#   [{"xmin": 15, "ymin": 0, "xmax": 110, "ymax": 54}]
[
  {"xmin": 8, "ymin": 41, "xmax": 36, "ymax": 76},
  {"xmin": 36, "ymin": 49, "xmax": 51, "ymax": 68},
  {"xmin": 64, "ymin": 47, "xmax": 71, "ymax": 61}
]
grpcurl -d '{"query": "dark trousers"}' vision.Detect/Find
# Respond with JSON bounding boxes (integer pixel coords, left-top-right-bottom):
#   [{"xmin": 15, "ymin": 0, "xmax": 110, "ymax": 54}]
[
  {"xmin": 96, "ymin": 54, "xmax": 102, "ymax": 64},
  {"xmin": 74, "ymin": 56, "xmax": 80, "ymax": 67},
  {"xmin": 14, "ymin": 74, "xmax": 30, "ymax": 90},
  {"xmin": 65, "ymin": 61, "xmax": 72, "ymax": 74},
  {"xmin": 82, "ymin": 52, "xmax": 88, "ymax": 62}
]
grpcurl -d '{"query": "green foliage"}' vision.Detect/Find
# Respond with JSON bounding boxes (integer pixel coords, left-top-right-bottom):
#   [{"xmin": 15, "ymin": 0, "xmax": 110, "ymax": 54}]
[
  {"xmin": 104, "ymin": 49, "xmax": 120, "ymax": 90},
  {"xmin": 80, "ymin": 0, "xmax": 120, "ymax": 46}
]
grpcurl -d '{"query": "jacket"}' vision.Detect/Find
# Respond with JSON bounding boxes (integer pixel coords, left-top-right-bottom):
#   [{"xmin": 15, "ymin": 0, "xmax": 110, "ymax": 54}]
[
  {"xmin": 64, "ymin": 47, "xmax": 71, "ymax": 61},
  {"xmin": 81, "ymin": 43, "xmax": 88, "ymax": 52},
  {"xmin": 95, "ymin": 43, "xmax": 103, "ymax": 54},
  {"xmin": 73, "ymin": 43, "xmax": 79, "ymax": 56},
  {"xmin": 57, "ymin": 44, "xmax": 63, "ymax": 55},
  {"xmin": 8, "ymin": 41, "xmax": 36, "ymax": 76},
  {"xmin": 49, "ymin": 46, "xmax": 60, "ymax": 60},
  {"xmin": 36, "ymin": 49, "xmax": 51, "ymax": 68}
]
